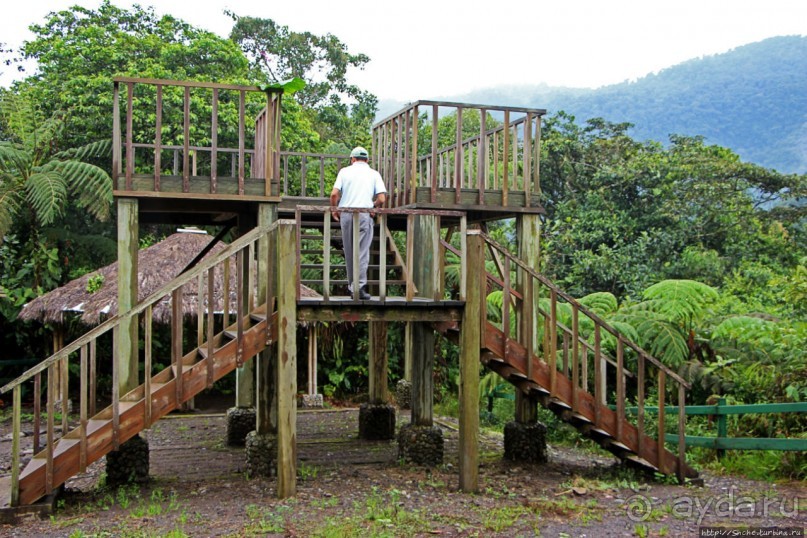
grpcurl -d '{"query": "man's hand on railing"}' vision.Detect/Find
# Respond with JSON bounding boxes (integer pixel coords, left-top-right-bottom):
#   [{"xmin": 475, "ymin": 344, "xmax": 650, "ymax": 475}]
[{"xmin": 331, "ymin": 210, "xmax": 340, "ymax": 221}]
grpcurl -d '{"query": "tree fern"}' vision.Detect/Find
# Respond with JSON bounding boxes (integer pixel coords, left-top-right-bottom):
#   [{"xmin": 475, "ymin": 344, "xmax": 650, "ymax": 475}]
[
  {"xmin": 26, "ymin": 170, "xmax": 67, "ymax": 227},
  {"xmin": 635, "ymin": 317, "xmax": 690, "ymax": 368},
  {"xmin": 642, "ymin": 279, "xmax": 718, "ymax": 326},
  {"xmin": 578, "ymin": 291, "xmax": 618, "ymax": 317}
]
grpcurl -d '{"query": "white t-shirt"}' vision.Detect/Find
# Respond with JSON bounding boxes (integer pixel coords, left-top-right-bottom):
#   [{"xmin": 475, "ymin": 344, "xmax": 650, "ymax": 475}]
[{"xmin": 333, "ymin": 161, "xmax": 387, "ymax": 208}]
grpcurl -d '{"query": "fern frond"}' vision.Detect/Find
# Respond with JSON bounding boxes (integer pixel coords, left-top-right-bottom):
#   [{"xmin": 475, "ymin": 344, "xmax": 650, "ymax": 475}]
[
  {"xmin": 635, "ymin": 318, "xmax": 689, "ymax": 368},
  {"xmin": 578, "ymin": 291, "xmax": 618, "ymax": 316},
  {"xmin": 643, "ymin": 279, "xmax": 718, "ymax": 324},
  {"xmin": 712, "ymin": 315, "xmax": 777, "ymax": 344},
  {"xmin": 0, "ymin": 142, "xmax": 32, "ymax": 175},
  {"xmin": 52, "ymin": 139, "xmax": 112, "ymax": 161},
  {"xmin": 0, "ymin": 180, "xmax": 25, "ymax": 239},
  {"xmin": 25, "ymin": 170, "xmax": 67, "ymax": 227},
  {"xmin": 43, "ymin": 160, "xmax": 112, "ymax": 221}
]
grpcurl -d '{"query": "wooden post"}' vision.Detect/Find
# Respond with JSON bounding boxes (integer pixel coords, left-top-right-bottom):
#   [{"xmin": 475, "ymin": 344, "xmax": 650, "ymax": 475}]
[
  {"xmin": 256, "ymin": 204, "xmax": 277, "ymax": 434},
  {"xmin": 515, "ymin": 214, "xmax": 540, "ymax": 423},
  {"xmin": 369, "ymin": 322, "xmax": 389, "ymax": 404},
  {"xmin": 459, "ymin": 231, "xmax": 483, "ymax": 492},
  {"xmin": 236, "ymin": 213, "xmax": 256, "ymax": 408},
  {"xmin": 410, "ymin": 214, "xmax": 440, "ymax": 426},
  {"xmin": 116, "ymin": 198, "xmax": 139, "ymax": 394},
  {"xmin": 276, "ymin": 221, "xmax": 298, "ymax": 498}
]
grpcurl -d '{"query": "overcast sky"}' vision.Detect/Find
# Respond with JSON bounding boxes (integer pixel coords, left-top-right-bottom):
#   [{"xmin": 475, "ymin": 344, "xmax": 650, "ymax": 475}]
[{"xmin": 2, "ymin": 0, "xmax": 806, "ymax": 100}]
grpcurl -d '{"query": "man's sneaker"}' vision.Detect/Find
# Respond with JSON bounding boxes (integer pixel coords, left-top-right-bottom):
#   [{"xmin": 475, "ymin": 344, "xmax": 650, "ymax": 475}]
[{"xmin": 359, "ymin": 287, "xmax": 372, "ymax": 300}]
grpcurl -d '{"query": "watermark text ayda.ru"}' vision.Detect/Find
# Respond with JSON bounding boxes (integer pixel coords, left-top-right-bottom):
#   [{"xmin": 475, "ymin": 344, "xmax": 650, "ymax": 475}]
[{"xmin": 626, "ymin": 487, "xmax": 804, "ymax": 525}]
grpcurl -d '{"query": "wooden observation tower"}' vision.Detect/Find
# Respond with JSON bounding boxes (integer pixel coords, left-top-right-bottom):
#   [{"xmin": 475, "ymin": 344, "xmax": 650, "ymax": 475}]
[{"xmin": 0, "ymin": 77, "xmax": 697, "ymax": 511}]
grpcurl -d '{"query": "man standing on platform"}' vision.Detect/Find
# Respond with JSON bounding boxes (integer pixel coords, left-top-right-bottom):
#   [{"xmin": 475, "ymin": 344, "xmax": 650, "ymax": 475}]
[{"xmin": 330, "ymin": 146, "xmax": 387, "ymax": 300}]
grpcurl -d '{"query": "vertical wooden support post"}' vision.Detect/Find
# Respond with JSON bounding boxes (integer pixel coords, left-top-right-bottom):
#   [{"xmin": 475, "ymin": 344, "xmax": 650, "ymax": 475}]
[
  {"xmin": 276, "ymin": 221, "xmax": 298, "ymax": 498},
  {"xmin": 459, "ymin": 231, "xmax": 483, "ymax": 492},
  {"xmin": 657, "ymin": 369, "xmax": 666, "ymax": 473},
  {"xmin": 308, "ymin": 326, "xmax": 318, "ymax": 396},
  {"xmin": 257, "ymin": 204, "xmax": 277, "ymax": 435},
  {"xmin": 678, "ymin": 385, "xmax": 688, "ymax": 483},
  {"xmin": 172, "ymin": 287, "xmax": 184, "ymax": 406},
  {"xmin": 369, "ymin": 322, "xmax": 389, "ymax": 404},
  {"xmin": 236, "ymin": 214, "xmax": 256, "ymax": 408},
  {"xmin": 10, "ymin": 386, "xmax": 21, "ymax": 506},
  {"xmin": 515, "ymin": 214, "xmax": 540, "ymax": 423},
  {"xmin": 116, "ymin": 198, "xmax": 139, "ymax": 395},
  {"xmin": 404, "ymin": 322, "xmax": 413, "ymax": 382},
  {"xmin": 410, "ymin": 214, "xmax": 440, "ymax": 426}
]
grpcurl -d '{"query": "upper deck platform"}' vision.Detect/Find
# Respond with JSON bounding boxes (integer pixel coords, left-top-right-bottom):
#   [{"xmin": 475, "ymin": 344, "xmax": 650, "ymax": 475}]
[{"xmin": 112, "ymin": 78, "xmax": 546, "ymax": 225}]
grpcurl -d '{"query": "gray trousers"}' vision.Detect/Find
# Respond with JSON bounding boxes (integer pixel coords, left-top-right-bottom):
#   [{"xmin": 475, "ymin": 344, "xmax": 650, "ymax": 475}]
[{"xmin": 340, "ymin": 212, "xmax": 373, "ymax": 291}]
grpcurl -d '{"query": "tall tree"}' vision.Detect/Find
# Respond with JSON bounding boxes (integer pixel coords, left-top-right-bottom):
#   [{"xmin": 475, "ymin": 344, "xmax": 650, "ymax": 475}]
[{"xmin": 227, "ymin": 12, "xmax": 377, "ymax": 147}]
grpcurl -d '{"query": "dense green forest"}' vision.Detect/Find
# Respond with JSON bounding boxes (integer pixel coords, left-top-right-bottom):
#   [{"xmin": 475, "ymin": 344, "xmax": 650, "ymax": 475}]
[
  {"xmin": 416, "ymin": 36, "xmax": 807, "ymax": 174},
  {"xmin": 1, "ymin": 2, "xmax": 805, "ymax": 479}
]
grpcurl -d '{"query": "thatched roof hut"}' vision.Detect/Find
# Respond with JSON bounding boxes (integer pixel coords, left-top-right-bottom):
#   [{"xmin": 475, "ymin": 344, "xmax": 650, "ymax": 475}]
[{"xmin": 19, "ymin": 229, "xmax": 318, "ymax": 327}]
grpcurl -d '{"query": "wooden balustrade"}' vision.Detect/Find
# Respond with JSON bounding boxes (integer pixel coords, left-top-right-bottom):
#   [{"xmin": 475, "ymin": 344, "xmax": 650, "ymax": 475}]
[
  {"xmin": 112, "ymin": 77, "xmax": 281, "ymax": 198},
  {"xmin": 373, "ymin": 101, "xmax": 545, "ymax": 209},
  {"xmin": 479, "ymin": 233, "xmax": 692, "ymax": 480},
  {"xmin": 294, "ymin": 206, "xmax": 467, "ymax": 303},
  {"xmin": 0, "ymin": 225, "xmax": 275, "ymax": 506}
]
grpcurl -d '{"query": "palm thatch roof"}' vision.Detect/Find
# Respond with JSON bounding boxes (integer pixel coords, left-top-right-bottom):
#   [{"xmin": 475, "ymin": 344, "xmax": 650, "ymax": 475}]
[{"xmin": 19, "ymin": 230, "xmax": 319, "ymax": 326}]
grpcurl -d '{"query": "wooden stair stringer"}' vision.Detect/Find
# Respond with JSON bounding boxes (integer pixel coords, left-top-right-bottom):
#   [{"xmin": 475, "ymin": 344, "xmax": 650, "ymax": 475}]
[
  {"xmin": 481, "ymin": 323, "xmax": 697, "ymax": 479},
  {"xmin": 15, "ymin": 306, "xmax": 276, "ymax": 506}
]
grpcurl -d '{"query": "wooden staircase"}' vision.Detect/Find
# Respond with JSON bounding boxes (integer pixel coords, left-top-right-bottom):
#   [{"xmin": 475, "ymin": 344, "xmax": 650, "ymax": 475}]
[
  {"xmin": 297, "ymin": 216, "xmax": 410, "ymax": 295},
  {"xmin": 13, "ymin": 306, "xmax": 274, "ymax": 507}
]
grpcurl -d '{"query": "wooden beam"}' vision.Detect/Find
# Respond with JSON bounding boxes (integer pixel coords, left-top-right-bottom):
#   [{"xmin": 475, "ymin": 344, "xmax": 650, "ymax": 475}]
[
  {"xmin": 276, "ymin": 221, "xmax": 298, "ymax": 498},
  {"xmin": 369, "ymin": 322, "xmax": 388, "ymax": 404},
  {"xmin": 116, "ymin": 198, "xmax": 139, "ymax": 394},
  {"xmin": 459, "ymin": 231, "xmax": 483, "ymax": 492}
]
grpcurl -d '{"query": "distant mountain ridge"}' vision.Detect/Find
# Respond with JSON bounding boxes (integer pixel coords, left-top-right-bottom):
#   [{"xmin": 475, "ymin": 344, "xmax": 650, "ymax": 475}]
[{"xmin": 379, "ymin": 36, "xmax": 807, "ymax": 174}]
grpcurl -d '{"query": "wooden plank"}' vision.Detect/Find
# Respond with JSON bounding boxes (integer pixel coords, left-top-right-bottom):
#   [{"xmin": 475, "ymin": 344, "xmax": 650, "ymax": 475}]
[
  {"xmin": 183, "ymin": 85, "xmax": 190, "ymax": 192},
  {"xmin": 238, "ymin": 90, "xmax": 245, "ymax": 195},
  {"xmin": 144, "ymin": 306, "xmax": 153, "ymax": 426},
  {"xmin": 79, "ymin": 346, "xmax": 88, "ymax": 472},
  {"xmin": 172, "ymin": 287, "xmax": 184, "ymax": 405},
  {"xmin": 455, "ymin": 107, "xmax": 463, "ymax": 204},
  {"xmin": 125, "ymin": 82, "xmax": 134, "ymax": 190},
  {"xmin": 276, "ymin": 222, "xmax": 298, "ymax": 498},
  {"xmin": 478, "ymin": 109, "xmax": 486, "ymax": 205},
  {"xmin": 571, "ymin": 305, "xmax": 579, "ymax": 412},
  {"xmin": 657, "ymin": 369, "xmax": 667, "ymax": 473},
  {"xmin": 368, "ymin": 322, "xmax": 388, "ymax": 404},
  {"xmin": 211, "ymin": 88, "xmax": 218, "ymax": 193},
  {"xmin": 678, "ymin": 384, "xmax": 686, "ymax": 483},
  {"xmin": 459, "ymin": 231, "xmax": 483, "ymax": 492},
  {"xmin": 431, "ymin": 105, "xmax": 438, "ymax": 203},
  {"xmin": 112, "ymin": 81, "xmax": 121, "ymax": 190},
  {"xmin": 11, "ymin": 386, "xmax": 20, "ymax": 506},
  {"xmin": 154, "ymin": 84, "xmax": 162, "ymax": 191},
  {"xmin": 379, "ymin": 213, "xmax": 387, "ymax": 301},
  {"xmin": 323, "ymin": 212, "xmax": 331, "ymax": 301},
  {"xmin": 616, "ymin": 338, "xmax": 625, "ymax": 443}
]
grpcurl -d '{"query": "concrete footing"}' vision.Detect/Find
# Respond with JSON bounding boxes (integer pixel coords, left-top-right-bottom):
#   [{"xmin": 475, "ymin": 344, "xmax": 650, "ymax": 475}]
[
  {"xmin": 245, "ymin": 431, "xmax": 277, "ymax": 478},
  {"xmin": 299, "ymin": 394, "xmax": 324, "ymax": 409},
  {"xmin": 225, "ymin": 407, "xmax": 256, "ymax": 447},
  {"xmin": 397, "ymin": 424, "xmax": 443, "ymax": 466},
  {"xmin": 358, "ymin": 403, "xmax": 396, "ymax": 440},
  {"xmin": 106, "ymin": 434, "xmax": 150, "ymax": 486},
  {"xmin": 395, "ymin": 380, "xmax": 412, "ymax": 410},
  {"xmin": 503, "ymin": 421, "xmax": 548, "ymax": 463}
]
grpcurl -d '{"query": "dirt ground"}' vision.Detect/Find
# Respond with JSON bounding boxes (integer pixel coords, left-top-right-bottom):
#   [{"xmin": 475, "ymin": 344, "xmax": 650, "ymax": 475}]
[{"xmin": 1, "ymin": 396, "xmax": 804, "ymax": 537}]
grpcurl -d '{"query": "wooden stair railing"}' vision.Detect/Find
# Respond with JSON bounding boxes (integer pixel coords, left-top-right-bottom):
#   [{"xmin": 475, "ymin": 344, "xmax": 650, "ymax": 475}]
[
  {"xmin": 1, "ymin": 224, "xmax": 279, "ymax": 507},
  {"xmin": 294, "ymin": 206, "xmax": 467, "ymax": 302},
  {"xmin": 438, "ymin": 232, "xmax": 697, "ymax": 482}
]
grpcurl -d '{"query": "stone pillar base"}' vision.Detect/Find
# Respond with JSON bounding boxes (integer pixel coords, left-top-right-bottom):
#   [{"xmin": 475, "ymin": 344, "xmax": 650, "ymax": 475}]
[
  {"xmin": 245, "ymin": 431, "xmax": 277, "ymax": 478},
  {"xmin": 299, "ymin": 394, "xmax": 324, "ymax": 409},
  {"xmin": 106, "ymin": 434, "xmax": 149, "ymax": 486},
  {"xmin": 226, "ymin": 406, "xmax": 256, "ymax": 447},
  {"xmin": 358, "ymin": 403, "xmax": 396, "ymax": 440},
  {"xmin": 504, "ymin": 421, "xmax": 548, "ymax": 463},
  {"xmin": 397, "ymin": 424, "xmax": 443, "ymax": 466},
  {"xmin": 395, "ymin": 379, "xmax": 412, "ymax": 410}
]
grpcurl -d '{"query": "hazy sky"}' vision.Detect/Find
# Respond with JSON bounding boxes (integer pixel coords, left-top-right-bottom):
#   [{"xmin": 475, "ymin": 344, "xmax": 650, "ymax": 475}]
[{"xmin": 2, "ymin": 0, "xmax": 806, "ymax": 100}]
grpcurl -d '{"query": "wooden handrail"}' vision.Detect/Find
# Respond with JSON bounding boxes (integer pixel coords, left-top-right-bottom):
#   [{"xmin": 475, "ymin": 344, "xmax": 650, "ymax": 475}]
[
  {"xmin": 1, "ymin": 222, "xmax": 277, "ymax": 394},
  {"xmin": 479, "ymin": 232, "xmax": 690, "ymax": 388}
]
